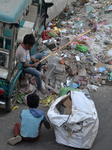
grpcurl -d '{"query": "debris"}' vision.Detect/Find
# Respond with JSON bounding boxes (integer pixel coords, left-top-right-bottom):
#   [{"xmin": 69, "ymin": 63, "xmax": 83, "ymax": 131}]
[
  {"xmin": 17, "ymin": 0, "xmax": 112, "ymax": 103},
  {"xmin": 12, "ymin": 106, "xmax": 19, "ymax": 111},
  {"xmin": 39, "ymin": 95, "xmax": 56, "ymax": 107}
]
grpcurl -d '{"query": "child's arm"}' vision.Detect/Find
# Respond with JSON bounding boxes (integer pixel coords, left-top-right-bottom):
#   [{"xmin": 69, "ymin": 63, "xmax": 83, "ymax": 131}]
[
  {"xmin": 21, "ymin": 62, "xmax": 38, "ymax": 68},
  {"xmin": 43, "ymin": 120, "xmax": 51, "ymax": 129}
]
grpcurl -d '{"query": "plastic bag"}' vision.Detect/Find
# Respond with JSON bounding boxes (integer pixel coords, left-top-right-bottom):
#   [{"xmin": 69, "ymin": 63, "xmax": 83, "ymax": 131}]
[
  {"xmin": 59, "ymin": 87, "xmax": 80, "ymax": 97},
  {"xmin": 76, "ymin": 43, "xmax": 87, "ymax": 52},
  {"xmin": 47, "ymin": 55, "xmax": 62, "ymax": 66},
  {"xmin": 47, "ymin": 91, "xmax": 99, "ymax": 149},
  {"xmin": 87, "ymin": 84, "xmax": 99, "ymax": 91}
]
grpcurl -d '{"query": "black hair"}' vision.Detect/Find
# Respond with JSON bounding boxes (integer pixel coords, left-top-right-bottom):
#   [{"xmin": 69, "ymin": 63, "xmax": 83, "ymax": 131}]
[
  {"xmin": 27, "ymin": 94, "xmax": 40, "ymax": 108},
  {"xmin": 23, "ymin": 34, "xmax": 35, "ymax": 46}
]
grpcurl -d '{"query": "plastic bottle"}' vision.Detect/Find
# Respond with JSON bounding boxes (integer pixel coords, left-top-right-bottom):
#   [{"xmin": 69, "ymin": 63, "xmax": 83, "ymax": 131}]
[
  {"xmin": 42, "ymin": 45, "xmax": 47, "ymax": 58},
  {"xmin": 90, "ymin": 66, "xmax": 99, "ymax": 73},
  {"xmin": 43, "ymin": 51, "xmax": 47, "ymax": 58},
  {"xmin": 77, "ymin": 20, "xmax": 83, "ymax": 29}
]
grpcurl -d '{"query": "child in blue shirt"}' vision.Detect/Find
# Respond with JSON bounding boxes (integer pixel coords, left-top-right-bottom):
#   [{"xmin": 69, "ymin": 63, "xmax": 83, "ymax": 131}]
[{"xmin": 7, "ymin": 94, "xmax": 50, "ymax": 145}]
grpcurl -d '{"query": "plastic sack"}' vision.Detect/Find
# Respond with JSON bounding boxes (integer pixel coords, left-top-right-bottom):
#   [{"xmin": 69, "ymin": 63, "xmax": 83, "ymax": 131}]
[{"xmin": 47, "ymin": 91, "xmax": 99, "ymax": 149}]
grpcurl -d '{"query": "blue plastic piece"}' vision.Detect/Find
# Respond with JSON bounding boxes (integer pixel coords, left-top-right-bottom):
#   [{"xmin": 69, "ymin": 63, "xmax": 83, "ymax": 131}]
[
  {"xmin": 0, "ymin": 0, "xmax": 32, "ymax": 24},
  {"xmin": 70, "ymin": 82, "xmax": 80, "ymax": 89},
  {"xmin": 86, "ymin": 6, "xmax": 93, "ymax": 13},
  {"xmin": 99, "ymin": 67, "xmax": 106, "ymax": 73},
  {"xmin": 43, "ymin": 51, "xmax": 47, "ymax": 57}
]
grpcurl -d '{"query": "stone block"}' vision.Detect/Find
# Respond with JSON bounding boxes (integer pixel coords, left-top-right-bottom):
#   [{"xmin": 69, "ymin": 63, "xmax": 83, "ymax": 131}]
[
  {"xmin": 81, "ymin": 81, "xmax": 87, "ymax": 86},
  {"xmin": 24, "ymin": 84, "xmax": 36, "ymax": 94},
  {"xmin": 55, "ymin": 64, "xmax": 66, "ymax": 73},
  {"xmin": 78, "ymin": 68, "xmax": 86, "ymax": 77},
  {"xmin": 49, "ymin": 79, "xmax": 55, "ymax": 87},
  {"xmin": 55, "ymin": 74, "xmax": 67, "ymax": 83},
  {"xmin": 30, "ymin": 76, "xmax": 36, "ymax": 85},
  {"xmin": 68, "ymin": 67, "xmax": 78, "ymax": 76},
  {"xmin": 45, "ymin": 65, "xmax": 56, "ymax": 80},
  {"xmin": 20, "ymin": 78, "xmax": 29, "ymax": 87},
  {"xmin": 64, "ymin": 60, "xmax": 69, "ymax": 66},
  {"xmin": 25, "ymin": 74, "xmax": 32, "ymax": 80}
]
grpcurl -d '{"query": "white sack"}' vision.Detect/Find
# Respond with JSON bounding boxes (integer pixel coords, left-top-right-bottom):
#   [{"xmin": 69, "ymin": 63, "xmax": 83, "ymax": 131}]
[{"xmin": 47, "ymin": 91, "xmax": 99, "ymax": 149}]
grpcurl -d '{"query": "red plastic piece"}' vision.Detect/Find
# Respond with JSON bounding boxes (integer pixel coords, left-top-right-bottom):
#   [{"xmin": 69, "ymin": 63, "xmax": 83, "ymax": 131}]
[
  {"xmin": 41, "ymin": 30, "xmax": 51, "ymax": 41},
  {"xmin": 0, "ymin": 89, "xmax": 4, "ymax": 95}
]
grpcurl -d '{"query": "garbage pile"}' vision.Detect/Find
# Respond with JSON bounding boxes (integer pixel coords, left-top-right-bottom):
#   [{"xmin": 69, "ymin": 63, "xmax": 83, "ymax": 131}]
[{"xmin": 18, "ymin": 0, "xmax": 112, "ymax": 104}]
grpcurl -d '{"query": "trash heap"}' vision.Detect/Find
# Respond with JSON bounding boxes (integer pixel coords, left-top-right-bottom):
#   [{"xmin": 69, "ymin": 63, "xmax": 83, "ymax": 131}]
[{"xmin": 18, "ymin": 0, "xmax": 112, "ymax": 105}]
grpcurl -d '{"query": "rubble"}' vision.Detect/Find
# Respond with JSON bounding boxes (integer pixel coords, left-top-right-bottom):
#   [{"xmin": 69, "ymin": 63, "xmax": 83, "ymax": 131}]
[{"xmin": 18, "ymin": 0, "xmax": 112, "ymax": 105}]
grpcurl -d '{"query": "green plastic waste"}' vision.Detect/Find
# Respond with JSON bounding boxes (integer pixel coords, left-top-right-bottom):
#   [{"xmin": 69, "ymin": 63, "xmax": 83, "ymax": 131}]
[
  {"xmin": 59, "ymin": 87, "xmax": 80, "ymax": 97},
  {"xmin": 76, "ymin": 43, "xmax": 87, "ymax": 52},
  {"xmin": 17, "ymin": 92, "xmax": 26, "ymax": 104},
  {"xmin": 108, "ymin": 72, "xmax": 112, "ymax": 81}
]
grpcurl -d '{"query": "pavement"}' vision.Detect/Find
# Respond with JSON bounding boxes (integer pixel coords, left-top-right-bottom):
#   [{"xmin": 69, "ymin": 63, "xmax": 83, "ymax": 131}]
[{"xmin": 0, "ymin": 85, "xmax": 112, "ymax": 150}]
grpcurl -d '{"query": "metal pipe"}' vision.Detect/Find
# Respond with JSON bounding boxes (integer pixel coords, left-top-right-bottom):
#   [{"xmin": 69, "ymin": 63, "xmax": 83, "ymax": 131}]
[{"xmin": 7, "ymin": 26, "xmax": 15, "ymax": 81}]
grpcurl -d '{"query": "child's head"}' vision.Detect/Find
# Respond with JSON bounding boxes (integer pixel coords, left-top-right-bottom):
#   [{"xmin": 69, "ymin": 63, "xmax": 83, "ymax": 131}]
[
  {"xmin": 27, "ymin": 94, "xmax": 39, "ymax": 108},
  {"xmin": 23, "ymin": 34, "xmax": 35, "ymax": 50}
]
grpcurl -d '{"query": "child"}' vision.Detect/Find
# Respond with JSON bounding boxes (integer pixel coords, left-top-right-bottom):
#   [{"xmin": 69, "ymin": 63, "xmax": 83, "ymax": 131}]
[
  {"xmin": 7, "ymin": 94, "xmax": 50, "ymax": 145},
  {"xmin": 16, "ymin": 34, "xmax": 46, "ymax": 94}
]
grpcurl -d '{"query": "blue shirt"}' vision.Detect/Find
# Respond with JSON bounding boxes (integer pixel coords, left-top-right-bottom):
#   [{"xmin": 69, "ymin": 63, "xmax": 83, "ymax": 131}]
[{"xmin": 20, "ymin": 109, "xmax": 46, "ymax": 138}]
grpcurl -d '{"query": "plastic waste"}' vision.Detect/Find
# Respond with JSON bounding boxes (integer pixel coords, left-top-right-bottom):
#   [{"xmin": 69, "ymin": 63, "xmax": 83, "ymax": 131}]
[
  {"xmin": 17, "ymin": 92, "xmax": 26, "ymax": 104},
  {"xmin": 66, "ymin": 77, "xmax": 72, "ymax": 87},
  {"xmin": 74, "ymin": 42, "xmax": 78, "ymax": 48},
  {"xmin": 77, "ymin": 20, "xmax": 83, "ymax": 29},
  {"xmin": 12, "ymin": 106, "xmax": 19, "ymax": 111},
  {"xmin": 47, "ymin": 55, "xmax": 62, "ymax": 66},
  {"xmin": 70, "ymin": 82, "xmax": 80, "ymax": 89},
  {"xmin": 43, "ymin": 51, "xmax": 47, "ymax": 57},
  {"xmin": 59, "ymin": 87, "xmax": 80, "ymax": 97},
  {"xmin": 90, "ymin": 66, "xmax": 99, "ymax": 73},
  {"xmin": 86, "ymin": 6, "xmax": 93, "ymax": 13},
  {"xmin": 76, "ymin": 43, "xmax": 87, "ymax": 52},
  {"xmin": 87, "ymin": 84, "xmax": 99, "ymax": 91},
  {"xmin": 99, "ymin": 67, "xmax": 106, "ymax": 73},
  {"xmin": 39, "ymin": 95, "xmax": 56, "ymax": 107},
  {"xmin": 108, "ymin": 72, "xmax": 112, "ymax": 81}
]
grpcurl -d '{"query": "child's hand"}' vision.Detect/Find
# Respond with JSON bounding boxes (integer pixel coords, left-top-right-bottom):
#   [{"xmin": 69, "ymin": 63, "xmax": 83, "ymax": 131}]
[
  {"xmin": 32, "ymin": 63, "xmax": 38, "ymax": 68},
  {"xmin": 34, "ymin": 59, "xmax": 40, "ymax": 63}
]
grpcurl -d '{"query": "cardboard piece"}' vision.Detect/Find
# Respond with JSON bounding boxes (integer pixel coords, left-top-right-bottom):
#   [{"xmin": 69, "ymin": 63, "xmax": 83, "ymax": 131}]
[
  {"xmin": 65, "ymin": 107, "xmax": 71, "ymax": 115},
  {"xmin": 56, "ymin": 95, "xmax": 72, "ymax": 115},
  {"xmin": 95, "ymin": 62, "xmax": 105, "ymax": 68},
  {"xmin": 63, "ymin": 98, "xmax": 72, "ymax": 107},
  {"xmin": 57, "ymin": 95, "xmax": 70, "ymax": 105}
]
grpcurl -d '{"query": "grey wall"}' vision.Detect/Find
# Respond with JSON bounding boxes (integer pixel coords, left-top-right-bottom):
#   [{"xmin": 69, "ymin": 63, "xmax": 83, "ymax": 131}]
[{"xmin": 46, "ymin": 0, "xmax": 74, "ymax": 24}]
